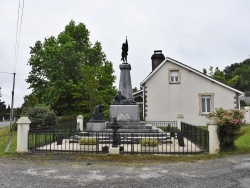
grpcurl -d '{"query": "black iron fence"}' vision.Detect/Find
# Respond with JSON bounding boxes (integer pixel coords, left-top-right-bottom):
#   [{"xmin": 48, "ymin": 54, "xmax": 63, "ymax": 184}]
[
  {"xmin": 28, "ymin": 123, "xmax": 77, "ymax": 149},
  {"xmin": 30, "ymin": 123, "xmax": 77, "ymax": 132},
  {"xmin": 28, "ymin": 129, "xmax": 208, "ymax": 155},
  {"xmin": 145, "ymin": 121, "xmax": 177, "ymax": 132},
  {"xmin": 181, "ymin": 122, "xmax": 209, "ymax": 153}
]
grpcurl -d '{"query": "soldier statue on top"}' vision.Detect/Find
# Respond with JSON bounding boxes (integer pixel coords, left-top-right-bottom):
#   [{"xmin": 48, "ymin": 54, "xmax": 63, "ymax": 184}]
[{"xmin": 121, "ymin": 37, "xmax": 128, "ymax": 64}]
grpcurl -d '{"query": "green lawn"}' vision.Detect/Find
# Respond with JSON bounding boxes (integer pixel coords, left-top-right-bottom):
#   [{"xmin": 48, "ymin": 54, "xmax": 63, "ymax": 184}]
[{"xmin": 235, "ymin": 124, "xmax": 250, "ymax": 153}]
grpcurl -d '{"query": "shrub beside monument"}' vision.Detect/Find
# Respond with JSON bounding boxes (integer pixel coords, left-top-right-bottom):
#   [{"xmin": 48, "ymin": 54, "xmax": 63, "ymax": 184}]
[{"xmin": 208, "ymin": 108, "xmax": 245, "ymax": 151}]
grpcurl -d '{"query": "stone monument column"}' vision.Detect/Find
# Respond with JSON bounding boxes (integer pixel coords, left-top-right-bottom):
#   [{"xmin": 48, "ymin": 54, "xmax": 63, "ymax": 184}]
[
  {"xmin": 108, "ymin": 37, "xmax": 139, "ymax": 123},
  {"xmin": 110, "ymin": 63, "xmax": 140, "ymax": 122},
  {"xmin": 106, "ymin": 38, "xmax": 164, "ymax": 134},
  {"xmin": 119, "ymin": 64, "xmax": 133, "ymax": 100}
]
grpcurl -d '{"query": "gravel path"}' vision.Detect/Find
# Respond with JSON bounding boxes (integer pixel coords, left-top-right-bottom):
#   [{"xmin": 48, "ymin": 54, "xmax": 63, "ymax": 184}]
[{"xmin": 0, "ymin": 154, "xmax": 250, "ymax": 188}]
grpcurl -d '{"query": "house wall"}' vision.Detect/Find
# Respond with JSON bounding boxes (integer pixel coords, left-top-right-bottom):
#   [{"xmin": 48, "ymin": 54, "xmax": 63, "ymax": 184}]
[{"xmin": 144, "ymin": 61, "xmax": 237, "ymax": 125}]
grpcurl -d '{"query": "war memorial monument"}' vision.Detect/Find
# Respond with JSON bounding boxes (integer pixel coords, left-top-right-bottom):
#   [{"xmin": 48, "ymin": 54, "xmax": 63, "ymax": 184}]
[{"xmin": 86, "ymin": 38, "xmax": 164, "ymax": 153}]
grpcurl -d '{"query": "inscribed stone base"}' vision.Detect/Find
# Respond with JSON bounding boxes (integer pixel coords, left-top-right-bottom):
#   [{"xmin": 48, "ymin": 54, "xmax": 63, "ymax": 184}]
[
  {"xmin": 109, "ymin": 105, "xmax": 140, "ymax": 122},
  {"xmin": 109, "ymin": 146, "xmax": 120, "ymax": 155},
  {"xmin": 86, "ymin": 121, "xmax": 106, "ymax": 131}
]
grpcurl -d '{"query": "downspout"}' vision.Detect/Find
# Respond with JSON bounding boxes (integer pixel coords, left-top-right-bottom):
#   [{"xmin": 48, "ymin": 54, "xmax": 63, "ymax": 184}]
[
  {"xmin": 141, "ymin": 84, "xmax": 145, "ymax": 120},
  {"xmin": 238, "ymin": 93, "xmax": 244, "ymax": 110}
]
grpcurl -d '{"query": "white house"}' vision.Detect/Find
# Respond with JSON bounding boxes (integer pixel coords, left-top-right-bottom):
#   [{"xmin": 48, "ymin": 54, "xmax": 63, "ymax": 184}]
[{"xmin": 136, "ymin": 50, "xmax": 243, "ymax": 126}]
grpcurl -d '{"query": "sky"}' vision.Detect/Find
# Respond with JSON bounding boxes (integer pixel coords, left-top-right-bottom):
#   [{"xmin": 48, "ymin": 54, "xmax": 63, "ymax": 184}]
[{"xmin": 1, "ymin": 0, "xmax": 250, "ymax": 108}]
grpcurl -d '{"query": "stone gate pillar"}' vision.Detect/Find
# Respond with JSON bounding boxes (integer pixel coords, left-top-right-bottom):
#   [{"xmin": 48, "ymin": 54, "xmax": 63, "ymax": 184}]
[
  {"xmin": 207, "ymin": 117, "xmax": 220, "ymax": 154},
  {"xmin": 177, "ymin": 114, "xmax": 184, "ymax": 130},
  {"xmin": 244, "ymin": 106, "xmax": 250, "ymax": 124},
  {"xmin": 77, "ymin": 115, "xmax": 84, "ymax": 131},
  {"xmin": 17, "ymin": 117, "xmax": 31, "ymax": 153}
]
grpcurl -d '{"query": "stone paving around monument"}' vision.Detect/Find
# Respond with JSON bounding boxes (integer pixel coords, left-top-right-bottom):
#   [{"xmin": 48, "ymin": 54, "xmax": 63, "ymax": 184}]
[{"xmin": 36, "ymin": 133, "xmax": 203, "ymax": 154}]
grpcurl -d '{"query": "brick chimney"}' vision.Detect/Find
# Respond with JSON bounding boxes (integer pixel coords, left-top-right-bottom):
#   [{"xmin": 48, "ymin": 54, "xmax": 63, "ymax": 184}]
[{"xmin": 151, "ymin": 50, "xmax": 165, "ymax": 71}]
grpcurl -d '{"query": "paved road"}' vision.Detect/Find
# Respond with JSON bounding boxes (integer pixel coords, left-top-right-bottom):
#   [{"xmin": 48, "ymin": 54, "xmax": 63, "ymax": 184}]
[
  {"xmin": 0, "ymin": 121, "xmax": 9, "ymax": 129},
  {"xmin": 0, "ymin": 154, "xmax": 250, "ymax": 188}
]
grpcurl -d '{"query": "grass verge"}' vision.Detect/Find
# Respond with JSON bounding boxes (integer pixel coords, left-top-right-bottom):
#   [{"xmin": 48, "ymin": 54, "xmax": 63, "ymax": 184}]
[
  {"xmin": 0, "ymin": 126, "xmax": 17, "ymax": 157},
  {"xmin": 235, "ymin": 124, "xmax": 250, "ymax": 154}
]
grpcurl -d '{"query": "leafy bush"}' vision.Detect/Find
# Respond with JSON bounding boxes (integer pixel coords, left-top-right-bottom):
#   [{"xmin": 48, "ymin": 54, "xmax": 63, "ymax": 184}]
[
  {"xmin": 57, "ymin": 115, "xmax": 76, "ymax": 125},
  {"xmin": 141, "ymin": 138, "xmax": 159, "ymax": 146},
  {"xmin": 12, "ymin": 122, "xmax": 17, "ymax": 131},
  {"xmin": 28, "ymin": 107, "xmax": 57, "ymax": 129},
  {"xmin": 78, "ymin": 137, "xmax": 96, "ymax": 145},
  {"xmin": 208, "ymin": 108, "xmax": 245, "ymax": 151}
]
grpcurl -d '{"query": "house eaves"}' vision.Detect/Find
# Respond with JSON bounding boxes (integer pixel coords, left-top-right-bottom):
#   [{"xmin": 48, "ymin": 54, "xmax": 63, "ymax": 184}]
[
  {"xmin": 140, "ymin": 57, "xmax": 243, "ymax": 95},
  {"xmin": 133, "ymin": 90, "xmax": 143, "ymax": 97}
]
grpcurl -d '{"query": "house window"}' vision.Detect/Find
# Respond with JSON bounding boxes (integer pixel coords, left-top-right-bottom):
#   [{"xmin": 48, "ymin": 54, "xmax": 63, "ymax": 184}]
[
  {"xmin": 169, "ymin": 70, "xmax": 180, "ymax": 83},
  {"xmin": 198, "ymin": 93, "xmax": 214, "ymax": 116},
  {"xmin": 202, "ymin": 96, "xmax": 211, "ymax": 113}
]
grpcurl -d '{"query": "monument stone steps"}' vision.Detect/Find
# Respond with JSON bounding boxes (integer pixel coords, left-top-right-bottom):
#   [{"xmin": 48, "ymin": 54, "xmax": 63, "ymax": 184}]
[
  {"xmin": 81, "ymin": 131, "xmax": 167, "ymax": 137},
  {"xmin": 106, "ymin": 121, "xmax": 149, "ymax": 129}
]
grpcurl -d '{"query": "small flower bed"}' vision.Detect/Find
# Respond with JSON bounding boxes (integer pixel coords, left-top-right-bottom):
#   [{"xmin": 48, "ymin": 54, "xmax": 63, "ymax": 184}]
[
  {"xmin": 141, "ymin": 138, "xmax": 159, "ymax": 146},
  {"xmin": 208, "ymin": 108, "xmax": 245, "ymax": 151},
  {"xmin": 78, "ymin": 137, "xmax": 96, "ymax": 145}
]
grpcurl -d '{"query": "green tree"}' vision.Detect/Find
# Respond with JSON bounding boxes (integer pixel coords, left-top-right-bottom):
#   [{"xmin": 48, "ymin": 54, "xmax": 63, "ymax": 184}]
[
  {"xmin": 208, "ymin": 66, "xmax": 227, "ymax": 84},
  {"xmin": 26, "ymin": 20, "xmax": 117, "ymax": 117},
  {"xmin": 233, "ymin": 64, "xmax": 250, "ymax": 91},
  {"xmin": 203, "ymin": 66, "xmax": 239, "ymax": 88},
  {"xmin": 0, "ymin": 100, "xmax": 9, "ymax": 120},
  {"xmin": 20, "ymin": 94, "xmax": 40, "ymax": 115},
  {"xmin": 0, "ymin": 100, "xmax": 6, "ymax": 113},
  {"xmin": 224, "ymin": 58, "xmax": 250, "ymax": 91},
  {"xmin": 21, "ymin": 94, "xmax": 39, "ymax": 109},
  {"xmin": 202, "ymin": 68, "xmax": 207, "ymax": 75},
  {"xmin": 133, "ymin": 87, "xmax": 138, "ymax": 93}
]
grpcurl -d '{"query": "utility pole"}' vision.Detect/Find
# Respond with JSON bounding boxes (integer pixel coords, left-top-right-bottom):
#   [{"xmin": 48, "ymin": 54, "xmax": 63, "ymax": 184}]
[{"xmin": 9, "ymin": 73, "xmax": 16, "ymax": 131}]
